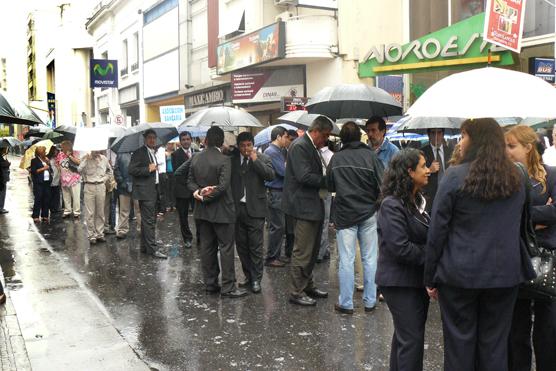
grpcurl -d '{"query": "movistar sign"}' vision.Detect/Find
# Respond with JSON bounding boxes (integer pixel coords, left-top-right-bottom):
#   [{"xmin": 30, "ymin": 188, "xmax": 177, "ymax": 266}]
[
  {"xmin": 90, "ymin": 59, "xmax": 118, "ymax": 88},
  {"xmin": 359, "ymin": 13, "xmax": 514, "ymax": 77}
]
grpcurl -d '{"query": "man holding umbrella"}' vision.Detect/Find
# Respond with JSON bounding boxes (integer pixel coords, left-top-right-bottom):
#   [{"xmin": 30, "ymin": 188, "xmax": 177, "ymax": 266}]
[{"xmin": 128, "ymin": 129, "xmax": 167, "ymax": 259}]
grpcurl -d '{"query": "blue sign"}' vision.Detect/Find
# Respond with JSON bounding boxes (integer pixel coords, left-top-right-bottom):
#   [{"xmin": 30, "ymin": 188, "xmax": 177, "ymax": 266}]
[
  {"xmin": 377, "ymin": 75, "xmax": 403, "ymax": 105},
  {"xmin": 47, "ymin": 92, "xmax": 56, "ymax": 128},
  {"xmin": 90, "ymin": 59, "xmax": 118, "ymax": 88},
  {"xmin": 529, "ymin": 58, "xmax": 555, "ymax": 83}
]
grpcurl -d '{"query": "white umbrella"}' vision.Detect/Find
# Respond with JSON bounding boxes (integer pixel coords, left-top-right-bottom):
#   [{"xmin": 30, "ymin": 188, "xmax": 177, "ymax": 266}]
[
  {"xmin": 407, "ymin": 67, "xmax": 556, "ymax": 118},
  {"xmin": 179, "ymin": 106, "xmax": 262, "ymax": 128}
]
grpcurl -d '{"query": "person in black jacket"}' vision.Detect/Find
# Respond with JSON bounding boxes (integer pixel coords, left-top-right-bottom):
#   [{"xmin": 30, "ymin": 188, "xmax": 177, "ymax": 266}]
[
  {"xmin": 327, "ymin": 122, "xmax": 383, "ymax": 314},
  {"xmin": 505, "ymin": 125, "xmax": 556, "ymax": 371},
  {"xmin": 30, "ymin": 146, "xmax": 52, "ymax": 223},
  {"xmin": 425, "ymin": 118, "xmax": 536, "ymax": 371},
  {"xmin": 230, "ymin": 132, "xmax": 275, "ymax": 293},
  {"xmin": 0, "ymin": 147, "xmax": 10, "ymax": 214},
  {"xmin": 376, "ymin": 148, "xmax": 431, "ymax": 370},
  {"xmin": 421, "ymin": 128, "xmax": 454, "ymax": 212},
  {"xmin": 283, "ymin": 116, "xmax": 333, "ymax": 306}
]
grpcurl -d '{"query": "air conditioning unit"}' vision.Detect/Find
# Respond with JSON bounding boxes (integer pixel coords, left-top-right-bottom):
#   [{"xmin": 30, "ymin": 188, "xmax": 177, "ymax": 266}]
[
  {"xmin": 274, "ymin": 0, "xmax": 297, "ymax": 7},
  {"xmin": 275, "ymin": 11, "xmax": 293, "ymax": 22}
]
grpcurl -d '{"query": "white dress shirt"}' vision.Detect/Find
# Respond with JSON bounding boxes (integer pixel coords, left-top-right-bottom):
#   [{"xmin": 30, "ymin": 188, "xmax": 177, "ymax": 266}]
[{"xmin": 147, "ymin": 147, "xmax": 159, "ymax": 184}]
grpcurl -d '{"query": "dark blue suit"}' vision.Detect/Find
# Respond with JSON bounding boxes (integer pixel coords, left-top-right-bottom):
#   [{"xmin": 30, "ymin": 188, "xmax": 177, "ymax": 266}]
[
  {"xmin": 509, "ymin": 165, "xmax": 556, "ymax": 371},
  {"xmin": 425, "ymin": 162, "xmax": 534, "ymax": 371},
  {"xmin": 377, "ymin": 196, "xmax": 430, "ymax": 371},
  {"xmin": 30, "ymin": 157, "xmax": 51, "ymax": 219}
]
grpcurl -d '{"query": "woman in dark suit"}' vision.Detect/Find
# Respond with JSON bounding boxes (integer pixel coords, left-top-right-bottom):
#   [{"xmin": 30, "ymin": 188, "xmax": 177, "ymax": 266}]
[
  {"xmin": 30, "ymin": 146, "xmax": 52, "ymax": 223},
  {"xmin": 376, "ymin": 148, "xmax": 431, "ymax": 371},
  {"xmin": 425, "ymin": 118, "xmax": 535, "ymax": 371},
  {"xmin": 505, "ymin": 125, "xmax": 556, "ymax": 371}
]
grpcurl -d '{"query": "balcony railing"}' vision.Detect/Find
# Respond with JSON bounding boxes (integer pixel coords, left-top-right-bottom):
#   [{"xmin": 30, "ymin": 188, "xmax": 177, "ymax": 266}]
[{"xmin": 131, "ymin": 62, "xmax": 138, "ymax": 72}]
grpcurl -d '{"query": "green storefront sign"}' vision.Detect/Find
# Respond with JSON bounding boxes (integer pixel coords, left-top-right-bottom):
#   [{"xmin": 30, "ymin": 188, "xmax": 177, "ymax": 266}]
[{"xmin": 358, "ymin": 13, "xmax": 514, "ymax": 78}]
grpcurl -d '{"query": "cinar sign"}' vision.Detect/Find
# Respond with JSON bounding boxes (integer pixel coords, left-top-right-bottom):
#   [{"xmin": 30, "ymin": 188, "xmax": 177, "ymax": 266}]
[{"xmin": 359, "ymin": 13, "xmax": 514, "ymax": 78}]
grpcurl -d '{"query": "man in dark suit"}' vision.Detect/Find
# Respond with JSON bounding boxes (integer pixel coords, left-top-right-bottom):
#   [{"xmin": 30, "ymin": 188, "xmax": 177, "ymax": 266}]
[
  {"xmin": 128, "ymin": 129, "xmax": 167, "ymax": 259},
  {"xmin": 283, "ymin": 116, "xmax": 333, "ymax": 306},
  {"xmin": 421, "ymin": 128, "xmax": 453, "ymax": 212},
  {"xmin": 187, "ymin": 126, "xmax": 247, "ymax": 298},
  {"xmin": 172, "ymin": 131, "xmax": 198, "ymax": 248},
  {"xmin": 230, "ymin": 132, "xmax": 275, "ymax": 293}
]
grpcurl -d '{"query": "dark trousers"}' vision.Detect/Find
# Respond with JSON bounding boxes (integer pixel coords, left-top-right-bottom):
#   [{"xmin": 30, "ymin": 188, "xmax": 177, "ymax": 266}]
[
  {"xmin": 157, "ymin": 173, "xmax": 168, "ymax": 212},
  {"xmin": 0, "ymin": 182, "xmax": 6, "ymax": 209},
  {"xmin": 290, "ymin": 218, "xmax": 323, "ymax": 297},
  {"xmin": 438, "ymin": 285, "xmax": 519, "ymax": 371},
  {"xmin": 32, "ymin": 182, "xmax": 51, "ymax": 218},
  {"xmin": 380, "ymin": 286, "xmax": 430, "ymax": 371},
  {"xmin": 198, "ymin": 220, "xmax": 236, "ymax": 293},
  {"xmin": 266, "ymin": 190, "xmax": 284, "ymax": 261},
  {"xmin": 176, "ymin": 197, "xmax": 193, "ymax": 244},
  {"xmin": 49, "ymin": 185, "xmax": 61, "ymax": 212},
  {"xmin": 235, "ymin": 204, "xmax": 265, "ymax": 283},
  {"xmin": 509, "ymin": 297, "xmax": 556, "ymax": 371},
  {"xmin": 166, "ymin": 173, "xmax": 175, "ymax": 208},
  {"xmin": 285, "ymin": 214, "xmax": 295, "ymax": 258},
  {"xmin": 139, "ymin": 199, "xmax": 157, "ymax": 254}
]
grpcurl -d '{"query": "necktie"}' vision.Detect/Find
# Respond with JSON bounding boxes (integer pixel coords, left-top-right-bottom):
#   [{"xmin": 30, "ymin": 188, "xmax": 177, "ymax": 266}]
[
  {"xmin": 184, "ymin": 148, "xmax": 190, "ymax": 160},
  {"xmin": 436, "ymin": 147, "xmax": 444, "ymax": 179},
  {"xmin": 241, "ymin": 157, "xmax": 249, "ymax": 199}
]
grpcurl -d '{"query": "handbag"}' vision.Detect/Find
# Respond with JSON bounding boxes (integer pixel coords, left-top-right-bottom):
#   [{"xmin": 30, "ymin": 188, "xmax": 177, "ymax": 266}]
[{"xmin": 516, "ymin": 163, "xmax": 556, "ymax": 299}]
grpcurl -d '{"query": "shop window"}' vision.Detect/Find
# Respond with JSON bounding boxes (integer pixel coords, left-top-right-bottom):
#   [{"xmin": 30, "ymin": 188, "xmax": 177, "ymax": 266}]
[
  {"xmin": 451, "ymin": 0, "xmax": 485, "ymax": 23},
  {"xmin": 523, "ymin": 0, "xmax": 555, "ymax": 38},
  {"xmin": 410, "ymin": 0, "xmax": 449, "ymax": 39}
]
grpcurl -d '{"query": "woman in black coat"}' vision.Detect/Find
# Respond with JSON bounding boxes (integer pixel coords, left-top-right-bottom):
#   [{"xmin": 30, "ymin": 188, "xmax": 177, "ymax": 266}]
[
  {"xmin": 30, "ymin": 146, "xmax": 52, "ymax": 223},
  {"xmin": 376, "ymin": 148, "xmax": 431, "ymax": 371},
  {"xmin": 505, "ymin": 125, "xmax": 556, "ymax": 371},
  {"xmin": 425, "ymin": 118, "xmax": 535, "ymax": 371}
]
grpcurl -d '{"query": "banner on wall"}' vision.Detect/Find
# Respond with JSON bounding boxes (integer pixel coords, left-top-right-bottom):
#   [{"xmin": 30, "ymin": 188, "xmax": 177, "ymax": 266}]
[
  {"xmin": 160, "ymin": 105, "xmax": 186, "ymax": 125},
  {"xmin": 89, "ymin": 59, "xmax": 118, "ymax": 88},
  {"xmin": 232, "ymin": 66, "xmax": 305, "ymax": 104},
  {"xmin": 46, "ymin": 92, "xmax": 56, "ymax": 128},
  {"xmin": 484, "ymin": 0, "xmax": 527, "ymax": 53}
]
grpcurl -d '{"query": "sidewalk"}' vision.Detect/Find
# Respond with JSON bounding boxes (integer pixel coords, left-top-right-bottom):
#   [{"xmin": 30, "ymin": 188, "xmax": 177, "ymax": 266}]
[{"xmin": 0, "ymin": 157, "xmax": 150, "ymax": 371}]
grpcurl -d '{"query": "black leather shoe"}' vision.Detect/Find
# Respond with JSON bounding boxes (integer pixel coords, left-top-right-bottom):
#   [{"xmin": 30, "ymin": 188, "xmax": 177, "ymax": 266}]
[
  {"xmin": 364, "ymin": 305, "xmax": 376, "ymax": 313},
  {"xmin": 205, "ymin": 286, "xmax": 221, "ymax": 294},
  {"xmin": 116, "ymin": 233, "xmax": 127, "ymax": 239},
  {"xmin": 335, "ymin": 303, "xmax": 354, "ymax": 315},
  {"xmin": 184, "ymin": 241, "xmax": 192, "ymax": 249},
  {"xmin": 221, "ymin": 288, "xmax": 248, "ymax": 298},
  {"xmin": 251, "ymin": 281, "xmax": 261, "ymax": 293},
  {"xmin": 152, "ymin": 251, "xmax": 168, "ymax": 259},
  {"xmin": 304, "ymin": 288, "xmax": 328, "ymax": 299},
  {"xmin": 289, "ymin": 295, "xmax": 316, "ymax": 306}
]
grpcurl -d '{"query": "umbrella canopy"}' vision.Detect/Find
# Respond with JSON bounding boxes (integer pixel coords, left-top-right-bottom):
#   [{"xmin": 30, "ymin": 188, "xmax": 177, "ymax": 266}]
[
  {"xmin": 276, "ymin": 111, "xmax": 340, "ymax": 135},
  {"xmin": 95, "ymin": 123, "xmax": 130, "ymax": 138},
  {"xmin": 42, "ymin": 130, "xmax": 64, "ymax": 143},
  {"xmin": 20, "ymin": 139, "xmax": 54, "ymax": 169},
  {"xmin": 111, "ymin": 122, "xmax": 179, "ymax": 153},
  {"xmin": 305, "ymin": 84, "xmax": 403, "ymax": 120},
  {"xmin": 24, "ymin": 124, "xmax": 51, "ymax": 139},
  {"xmin": 54, "ymin": 125, "xmax": 78, "ymax": 141},
  {"xmin": 178, "ymin": 125, "xmax": 236, "ymax": 138},
  {"xmin": 179, "ymin": 106, "xmax": 262, "ymax": 128},
  {"xmin": 254, "ymin": 124, "xmax": 298, "ymax": 147},
  {"xmin": 0, "ymin": 92, "xmax": 44, "ymax": 126},
  {"xmin": 0, "ymin": 137, "xmax": 22, "ymax": 148},
  {"xmin": 407, "ymin": 67, "xmax": 556, "ymax": 118}
]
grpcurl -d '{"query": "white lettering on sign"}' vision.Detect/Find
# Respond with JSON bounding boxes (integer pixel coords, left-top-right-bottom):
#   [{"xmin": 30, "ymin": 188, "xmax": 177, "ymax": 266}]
[{"xmin": 187, "ymin": 90, "xmax": 225, "ymax": 107}]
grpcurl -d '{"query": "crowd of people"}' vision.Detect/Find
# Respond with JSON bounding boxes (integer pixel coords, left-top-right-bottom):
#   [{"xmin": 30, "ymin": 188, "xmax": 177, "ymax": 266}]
[{"xmin": 1, "ymin": 115, "xmax": 554, "ymax": 371}]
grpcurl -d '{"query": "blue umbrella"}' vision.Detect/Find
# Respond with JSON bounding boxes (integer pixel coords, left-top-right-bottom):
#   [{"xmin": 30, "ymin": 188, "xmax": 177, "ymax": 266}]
[{"xmin": 254, "ymin": 124, "xmax": 297, "ymax": 147}]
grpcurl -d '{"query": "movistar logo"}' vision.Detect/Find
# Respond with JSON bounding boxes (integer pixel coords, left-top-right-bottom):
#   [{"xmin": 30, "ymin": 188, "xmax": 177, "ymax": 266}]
[{"xmin": 93, "ymin": 63, "xmax": 114, "ymax": 77}]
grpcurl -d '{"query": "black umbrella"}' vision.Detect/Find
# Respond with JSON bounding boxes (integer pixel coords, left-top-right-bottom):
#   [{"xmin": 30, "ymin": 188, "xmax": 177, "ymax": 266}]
[
  {"xmin": 54, "ymin": 125, "xmax": 78, "ymax": 141},
  {"xmin": 111, "ymin": 122, "xmax": 178, "ymax": 153},
  {"xmin": 0, "ymin": 137, "xmax": 22, "ymax": 148},
  {"xmin": 0, "ymin": 92, "xmax": 44, "ymax": 126},
  {"xmin": 306, "ymin": 84, "xmax": 402, "ymax": 121},
  {"xmin": 23, "ymin": 124, "xmax": 51, "ymax": 139}
]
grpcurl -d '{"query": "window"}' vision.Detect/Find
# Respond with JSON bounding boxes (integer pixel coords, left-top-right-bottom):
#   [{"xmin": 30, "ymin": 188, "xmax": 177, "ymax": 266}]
[
  {"xmin": 121, "ymin": 39, "xmax": 128, "ymax": 76},
  {"xmin": 451, "ymin": 0, "xmax": 485, "ymax": 24},
  {"xmin": 143, "ymin": 0, "xmax": 178, "ymax": 25},
  {"xmin": 132, "ymin": 32, "xmax": 139, "ymax": 71},
  {"xmin": 523, "ymin": 0, "xmax": 555, "ymax": 38},
  {"xmin": 410, "ymin": 0, "xmax": 449, "ymax": 40}
]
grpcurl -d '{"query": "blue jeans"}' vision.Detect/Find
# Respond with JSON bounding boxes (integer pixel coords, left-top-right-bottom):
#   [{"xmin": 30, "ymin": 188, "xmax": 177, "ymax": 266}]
[{"xmin": 336, "ymin": 214, "xmax": 378, "ymax": 310}]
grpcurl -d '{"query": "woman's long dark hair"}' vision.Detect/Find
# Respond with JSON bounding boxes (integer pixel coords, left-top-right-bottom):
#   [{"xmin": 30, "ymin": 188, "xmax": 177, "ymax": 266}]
[
  {"xmin": 377, "ymin": 148, "xmax": 424, "ymax": 213},
  {"xmin": 460, "ymin": 118, "xmax": 521, "ymax": 200}
]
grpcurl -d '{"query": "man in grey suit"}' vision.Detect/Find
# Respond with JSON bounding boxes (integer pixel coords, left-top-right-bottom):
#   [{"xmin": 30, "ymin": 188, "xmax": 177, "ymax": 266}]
[
  {"xmin": 283, "ymin": 116, "xmax": 333, "ymax": 306},
  {"xmin": 128, "ymin": 129, "xmax": 167, "ymax": 259},
  {"xmin": 230, "ymin": 132, "xmax": 275, "ymax": 293},
  {"xmin": 187, "ymin": 126, "xmax": 247, "ymax": 298}
]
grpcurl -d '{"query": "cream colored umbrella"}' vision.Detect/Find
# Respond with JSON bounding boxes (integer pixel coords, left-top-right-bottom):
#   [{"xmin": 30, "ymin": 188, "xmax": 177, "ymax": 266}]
[{"xmin": 20, "ymin": 139, "xmax": 54, "ymax": 169}]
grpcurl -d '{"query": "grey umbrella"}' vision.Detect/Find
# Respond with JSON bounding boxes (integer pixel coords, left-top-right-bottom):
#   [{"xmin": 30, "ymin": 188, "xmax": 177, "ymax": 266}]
[
  {"xmin": 0, "ymin": 137, "xmax": 22, "ymax": 148},
  {"xmin": 179, "ymin": 106, "xmax": 262, "ymax": 128},
  {"xmin": 277, "ymin": 111, "xmax": 341, "ymax": 135},
  {"xmin": 306, "ymin": 84, "xmax": 402, "ymax": 120},
  {"xmin": 0, "ymin": 92, "xmax": 44, "ymax": 126},
  {"xmin": 111, "ymin": 122, "xmax": 178, "ymax": 153},
  {"xmin": 54, "ymin": 125, "xmax": 78, "ymax": 141},
  {"xmin": 24, "ymin": 124, "xmax": 51, "ymax": 139}
]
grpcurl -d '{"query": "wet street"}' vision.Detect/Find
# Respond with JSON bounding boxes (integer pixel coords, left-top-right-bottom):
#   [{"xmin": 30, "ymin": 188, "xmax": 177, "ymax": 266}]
[{"xmin": 0, "ymin": 160, "xmax": 444, "ymax": 370}]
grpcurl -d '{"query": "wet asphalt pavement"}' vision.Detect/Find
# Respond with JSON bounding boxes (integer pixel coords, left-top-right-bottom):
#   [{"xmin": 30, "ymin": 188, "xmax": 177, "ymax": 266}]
[{"xmin": 0, "ymin": 160, "xmax": 445, "ymax": 370}]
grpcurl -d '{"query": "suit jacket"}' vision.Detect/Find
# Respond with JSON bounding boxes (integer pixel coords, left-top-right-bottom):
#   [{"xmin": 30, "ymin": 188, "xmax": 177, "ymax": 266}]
[
  {"xmin": 424, "ymin": 162, "xmax": 535, "ymax": 288},
  {"xmin": 421, "ymin": 143, "xmax": 454, "ymax": 211},
  {"xmin": 172, "ymin": 147, "xmax": 198, "ymax": 199},
  {"xmin": 230, "ymin": 150, "xmax": 275, "ymax": 219},
  {"xmin": 282, "ymin": 133, "xmax": 327, "ymax": 221},
  {"xmin": 376, "ymin": 196, "xmax": 429, "ymax": 288},
  {"xmin": 187, "ymin": 146, "xmax": 235, "ymax": 224},
  {"xmin": 30, "ymin": 157, "xmax": 51, "ymax": 184},
  {"xmin": 129, "ymin": 146, "xmax": 157, "ymax": 201}
]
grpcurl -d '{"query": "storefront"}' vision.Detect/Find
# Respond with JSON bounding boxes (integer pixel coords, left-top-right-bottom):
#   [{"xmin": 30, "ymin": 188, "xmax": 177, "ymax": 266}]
[{"xmin": 183, "ymin": 84, "xmax": 232, "ymax": 114}]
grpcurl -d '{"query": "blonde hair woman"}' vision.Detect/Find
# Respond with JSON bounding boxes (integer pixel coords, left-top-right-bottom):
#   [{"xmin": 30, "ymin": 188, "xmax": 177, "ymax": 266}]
[{"xmin": 505, "ymin": 125, "xmax": 556, "ymax": 371}]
